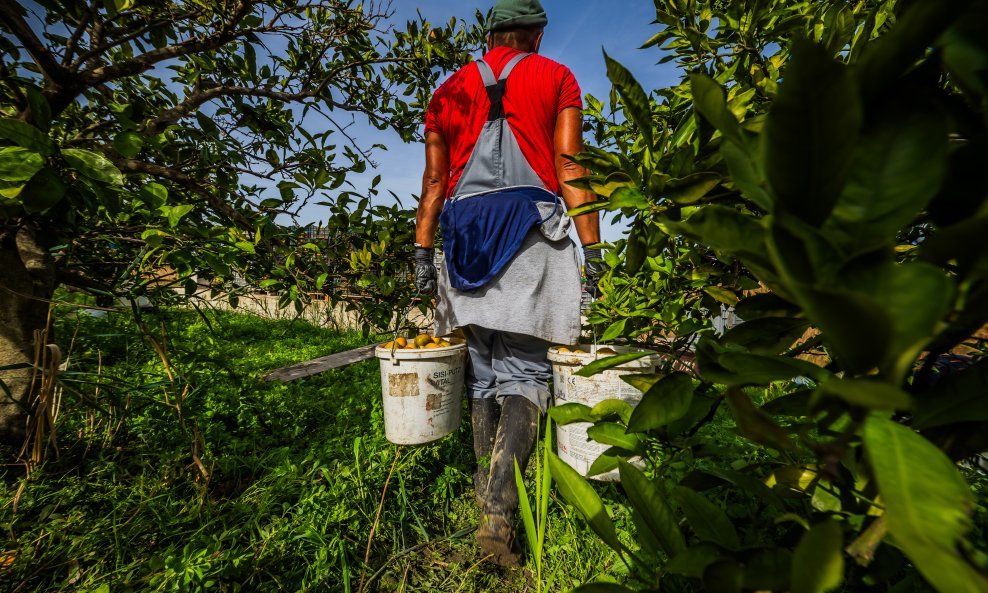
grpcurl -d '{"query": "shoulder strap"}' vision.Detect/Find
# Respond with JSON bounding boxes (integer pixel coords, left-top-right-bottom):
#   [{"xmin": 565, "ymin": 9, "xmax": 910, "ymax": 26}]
[
  {"xmin": 475, "ymin": 59, "xmax": 497, "ymax": 88},
  {"xmin": 498, "ymin": 52, "xmax": 530, "ymax": 81},
  {"xmin": 476, "ymin": 52, "xmax": 531, "ymax": 121}
]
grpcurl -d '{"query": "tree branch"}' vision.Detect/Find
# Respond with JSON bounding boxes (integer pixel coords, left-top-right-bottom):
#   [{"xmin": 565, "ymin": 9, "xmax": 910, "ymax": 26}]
[
  {"xmin": 61, "ymin": 6, "xmax": 93, "ymax": 66},
  {"xmin": 141, "ymin": 84, "xmax": 319, "ymax": 135},
  {"xmin": 78, "ymin": 1, "xmax": 255, "ymax": 88},
  {"xmin": 71, "ymin": 11, "xmax": 200, "ymax": 69},
  {"xmin": 0, "ymin": 0, "xmax": 71, "ymax": 87},
  {"xmin": 115, "ymin": 158, "xmax": 255, "ymax": 230}
]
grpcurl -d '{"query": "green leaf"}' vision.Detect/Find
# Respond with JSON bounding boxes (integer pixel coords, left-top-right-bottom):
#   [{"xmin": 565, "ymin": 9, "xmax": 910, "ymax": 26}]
[
  {"xmin": 0, "ymin": 147, "xmax": 44, "ymax": 182},
  {"xmin": 567, "ymin": 200, "xmax": 611, "ymax": 216},
  {"xmin": 105, "ymin": 0, "xmax": 135, "ymax": 16},
  {"xmin": 721, "ymin": 138, "xmax": 773, "ymax": 211},
  {"xmin": 764, "ymin": 40, "xmax": 862, "ymax": 226},
  {"xmin": 667, "ymin": 172, "xmax": 722, "ymax": 205},
  {"xmin": 160, "ymin": 204, "xmax": 194, "ymax": 228},
  {"xmin": 0, "ymin": 182, "xmax": 24, "ymax": 199},
  {"xmin": 817, "ymin": 378, "xmax": 912, "ymax": 411},
  {"xmin": 548, "ymin": 403, "xmax": 594, "ymax": 425},
  {"xmin": 825, "ymin": 110, "xmax": 947, "ymax": 255},
  {"xmin": 797, "ymin": 288, "xmax": 892, "ymax": 375},
  {"xmin": 574, "ymin": 351, "xmax": 653, "ymax": 377},
  {"xmin": 703, "ymin": 286, "xmax": 738, "ymax": 306},
  {"xmin": 586, "ymin": 449, "xmax": 623, "ymax": 477},
  {"xmin": 21, "ymin": 168, "xmax": 65, "ymax": 213},
  {"xmin": 609, "ymin": 187, "xmax": 650, "ymax": 210},
  {"xmin": 690, "ymin": 74, "xmax": 742, "ymax": 146},
  {"xmin": 761, "ymin": 390, "xmax": 813, "ymax": 417},
  {"xmin": 864, "ymin": 416, "xmax": 987, "ymax": 593},
  {"xmin": 671, "ymin": 486, "xmax": 741, "ymax": 550},
  {"xmin": 600, "ymin": 319, "xmax": 627, "ymax": 342},
  {"xmin": 734, "ymin": 293, "xmax": 800, "ymax": 320},
  {"xmin": 666, "ymin": 543, "xmax": 724, "ymax": 578},
  {"xmin": 514, "ymin": 458, "xmax": 538, "ymax": 566},
  {"xmin": 548, "ymin": 451, "xmax": 623, "ymax": 553},
  {"xmin": 912, "ymin": 359, "xmax": 988, "ymax": 429},
  {"xmin": 791, "ymin": 519, "xmax": 844, "ymax": 593},
  {"xmin": 667, "ymin": 206, "xmax": 769, "ymax": 269},
  {"xmin": 589, "ymin": 399, "xmax": 633, "ymax": 424},
  {"xmin": 766, "ymin": 216, "xmax": 845, "ymax": 288},
  {"xmin": 627, "ymin": 372, "xmax": 694, "ymax": 432},
  {"xmin": 235, "ymin": 241, "xmax": 256, "ymax": 254},
  {"xmin": 586, "ymin": 422, "xmax": 642, "ymax": 454},
  {"xmin": 113, "ymin": 131, "xmax": 144, "ymax": 158},
  {"xmin": 62, "ymin": 148, "xmax": 124, "ymax": 185},
  {"xmin": 725, "ymin": 388, "xmax": 796, "ymax": 451},
  {"xmin": 0, "ymin": 117, "xmax": 55, "ymax": 155},
  {"xmin": 603, "ymin": 51, "xmax": 653, "ymax": 148},
  {"xmin": 877, "ymin": 263, "xmax": 955, "ymax": 381},
  {"xmin": 25, "ymin": 88, "xmax": 52, "ymax": 132},
  {"xmin": 618, "ymin": 460, "xmax": 686, "ymax": 556},
  {"xmin": 620, "ymin": 373, "xmax": 661, "ymax": 394},
  {"xmin": 140, "ymin": 182, "xmax": 168, "ymax": 208},
  {"xmin": 721, "ymin": 317, "xmax": 810, "ymax": 355},
  {"xmin": 713, "ymin": 351, "xmax": 828, "ymax": 385}
]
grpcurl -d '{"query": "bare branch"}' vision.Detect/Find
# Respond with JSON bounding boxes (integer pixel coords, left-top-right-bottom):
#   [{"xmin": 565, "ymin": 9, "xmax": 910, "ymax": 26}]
[{"xmin": 62, "ymin": 6, "xmax": 93, "ymax": 66}]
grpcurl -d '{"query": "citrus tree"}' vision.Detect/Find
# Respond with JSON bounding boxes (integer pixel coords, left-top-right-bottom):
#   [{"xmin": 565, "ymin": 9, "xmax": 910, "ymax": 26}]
[
  {"xmin": 552, "ymin": 0, "xmax": 988, "ymax": 591},
  {"xmin": 0, "ymin": 0, "xmax": 484, "ymax": 444}
]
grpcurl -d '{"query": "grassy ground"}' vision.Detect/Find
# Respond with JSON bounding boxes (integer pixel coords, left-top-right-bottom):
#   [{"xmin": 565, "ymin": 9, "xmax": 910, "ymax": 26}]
[
  {"xmin": 1, "ymin": 308, "xmax": 618, "ymax": 592},
  {"xmin": 4, "ymin": 308, "xmax": 986, "ymax": 592}
]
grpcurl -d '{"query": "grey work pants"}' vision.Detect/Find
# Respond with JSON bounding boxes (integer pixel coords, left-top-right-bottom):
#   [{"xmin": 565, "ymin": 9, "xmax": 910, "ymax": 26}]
[{"xmin": 462, "ymin": 325, "xmax": 552, "ymax": 412}]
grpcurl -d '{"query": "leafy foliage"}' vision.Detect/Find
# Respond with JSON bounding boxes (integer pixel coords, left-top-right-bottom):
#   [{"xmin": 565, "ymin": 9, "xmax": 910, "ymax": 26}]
[
  {"xmin": 554, "ymin": 0, "xmax": 988, "ymax": 591},
  {"xmin": 0, "ymin": 0, "xmax": 485, "ymax": 330}
]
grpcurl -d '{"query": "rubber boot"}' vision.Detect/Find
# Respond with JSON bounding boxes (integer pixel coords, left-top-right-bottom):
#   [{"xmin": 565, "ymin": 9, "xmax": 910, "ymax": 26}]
[
  {"xmin": 476, "ymin": 396, "xmax": 540, "ymax": 567},
  {"xmin": 471, "ymin": 397, "xmax": 499, "ymax": 507}
]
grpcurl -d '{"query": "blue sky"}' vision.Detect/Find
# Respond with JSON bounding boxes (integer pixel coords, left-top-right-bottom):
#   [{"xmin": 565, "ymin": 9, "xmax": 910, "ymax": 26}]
[{"xmin": 300, "ymin": 0, "xmax": 683, "ymax": 242}]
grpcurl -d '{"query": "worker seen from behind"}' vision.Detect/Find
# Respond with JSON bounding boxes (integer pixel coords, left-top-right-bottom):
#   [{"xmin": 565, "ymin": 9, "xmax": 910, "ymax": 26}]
[{"xmin": 413, "ymin": 0, "xmax": 603, "ymax": 566}]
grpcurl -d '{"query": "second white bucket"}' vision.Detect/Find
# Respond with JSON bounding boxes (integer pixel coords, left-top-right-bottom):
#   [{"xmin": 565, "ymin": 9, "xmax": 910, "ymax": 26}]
[
  {"xmin": 376, "ymin": 339, "xmax": 467, "ymax": 445},
  {"xmin": 549, "ymin": 344, "xmax": 658, "ymax": 481}
]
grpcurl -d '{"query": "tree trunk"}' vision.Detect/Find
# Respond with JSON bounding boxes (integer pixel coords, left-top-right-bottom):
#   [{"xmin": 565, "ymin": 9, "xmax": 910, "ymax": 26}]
[{"xmin": 0, "ymin": 226, "xmax": 55, "ymax": 447}]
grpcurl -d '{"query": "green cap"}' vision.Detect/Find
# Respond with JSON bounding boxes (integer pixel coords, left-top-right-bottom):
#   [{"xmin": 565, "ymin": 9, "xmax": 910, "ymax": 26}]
[{"xmin": 488, "ymin": 0, "xmax": 548, "ymax": 32}]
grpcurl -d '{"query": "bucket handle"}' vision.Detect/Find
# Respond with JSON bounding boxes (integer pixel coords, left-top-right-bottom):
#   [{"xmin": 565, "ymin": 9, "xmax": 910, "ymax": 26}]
[{"xmin": 389, "ymin": 302, "xmax": 417, "ymax": 365}]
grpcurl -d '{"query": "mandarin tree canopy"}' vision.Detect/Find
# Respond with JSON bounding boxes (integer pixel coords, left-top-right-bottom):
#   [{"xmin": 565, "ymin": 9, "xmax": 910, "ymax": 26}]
[{"xmin": 0, "ymin": 0, "xmax": 484, "ymax": 442}]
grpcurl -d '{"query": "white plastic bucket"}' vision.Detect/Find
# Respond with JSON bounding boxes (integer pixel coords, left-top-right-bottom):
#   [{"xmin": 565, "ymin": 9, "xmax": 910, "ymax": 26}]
[
  {"xmin": 549, "ymin": 344, "xmax": 658, "ymax": 481},
  {"xmin": 376, "ymin": 339, "xmax": 467, "ymax": 445}
]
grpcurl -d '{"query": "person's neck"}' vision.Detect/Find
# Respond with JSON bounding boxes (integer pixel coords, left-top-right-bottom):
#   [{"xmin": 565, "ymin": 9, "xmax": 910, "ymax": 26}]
[{"xmin": 488, "ymin": 44, "xmax": 535, "ymax": 53}]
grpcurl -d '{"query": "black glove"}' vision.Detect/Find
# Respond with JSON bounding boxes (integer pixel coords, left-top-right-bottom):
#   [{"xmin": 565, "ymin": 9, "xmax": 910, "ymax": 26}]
[
  {"xmin": 583, "ymin": 247, "xmax": 605, "ymax": 297},
  {"xmin": 415, "ymin": 246, "xmax": 437, "ymax": 296}
]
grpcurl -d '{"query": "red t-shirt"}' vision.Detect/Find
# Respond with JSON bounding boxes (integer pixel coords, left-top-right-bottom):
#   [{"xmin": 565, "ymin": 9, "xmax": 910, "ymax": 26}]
[{"xmin": 425, "ymin": 47, "xmax": 583, "ymax": 197}]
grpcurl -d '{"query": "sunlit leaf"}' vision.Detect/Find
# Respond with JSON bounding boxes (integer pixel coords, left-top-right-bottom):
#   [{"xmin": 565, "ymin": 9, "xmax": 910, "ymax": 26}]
[{"xmin": 864, "ymin": 415, "xmax": 988, "ymax": 593}]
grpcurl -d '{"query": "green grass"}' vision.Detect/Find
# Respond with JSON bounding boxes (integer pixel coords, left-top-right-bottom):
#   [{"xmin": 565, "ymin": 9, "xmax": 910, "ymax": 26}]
[
  {"xmin": 11, "ymin": 308, "xmax": 982, "ymax": 592},
  {"xmin": 1, "ymin": 308, "xmax": 616, "ymax": 592}
]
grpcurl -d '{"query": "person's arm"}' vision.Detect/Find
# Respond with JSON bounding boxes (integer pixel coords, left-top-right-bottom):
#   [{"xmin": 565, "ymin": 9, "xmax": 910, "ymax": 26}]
[
  {"xmin": 554, "ymin": 106, "xmax": 600, "ymax": 247},
  {"xmin": 415, "ymin": 131, "xmax": 450, "ymax": 248}
]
